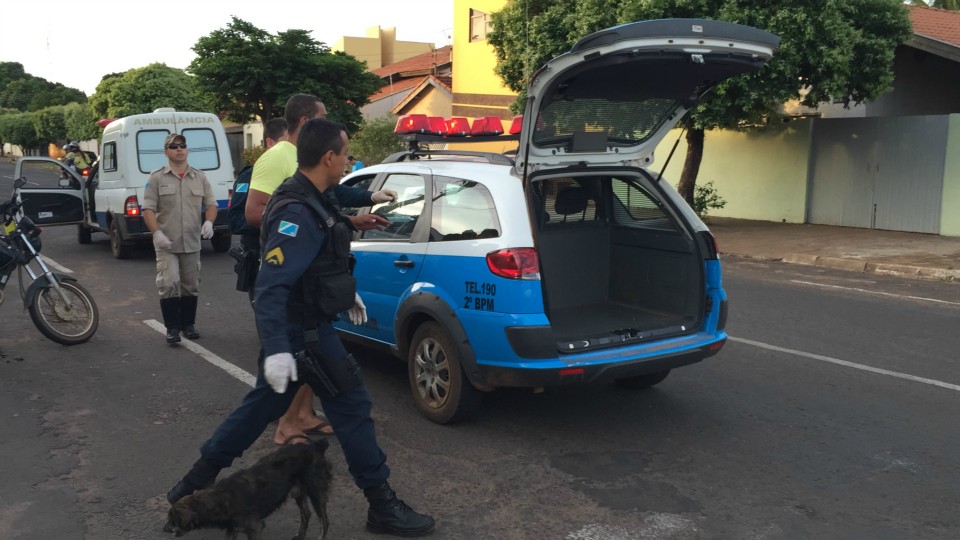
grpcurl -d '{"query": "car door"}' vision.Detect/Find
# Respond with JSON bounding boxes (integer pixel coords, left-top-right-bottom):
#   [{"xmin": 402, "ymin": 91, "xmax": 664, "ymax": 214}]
[
  {"xmin": 14, "ymin": 157, "xmax": 86, "ymax": 226},
  {"xmin": 337, "ymin": 166, "xmax": 432, "ymax": 344}
]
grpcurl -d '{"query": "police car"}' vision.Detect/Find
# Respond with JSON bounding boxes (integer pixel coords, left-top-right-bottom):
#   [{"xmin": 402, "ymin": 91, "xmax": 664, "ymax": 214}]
[{"xmin": 334, "ymin": 19, "xmax": 779, "ymax": 424}]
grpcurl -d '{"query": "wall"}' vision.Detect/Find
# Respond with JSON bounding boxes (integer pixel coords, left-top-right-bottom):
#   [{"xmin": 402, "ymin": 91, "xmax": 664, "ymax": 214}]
[
  {"xmin": 335, "ymin": 36, "xmax": 383, "ymax": 69},
  {"xmin": 652, "ymin": 119, "xmax": 813, "ymax": 223},
  {"xmin": 942, "ymin": 114, "xmax": 960, "ymax": 237},
  {"xmin": 452, "ymin": 0, "xmax": 515, "ymax": 119}
]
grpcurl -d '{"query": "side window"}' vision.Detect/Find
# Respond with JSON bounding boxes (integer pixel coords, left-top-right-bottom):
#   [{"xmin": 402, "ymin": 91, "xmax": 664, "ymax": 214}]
[
  {"xmin": 361, "ymin": 173, "xmax": 425, "ymax": 241},
  {"xmin": 137, "ymin": 129, "xmax": 170, "ymax": 173},
  {"xmin": 102, "ymin": 142, "xmax": 117, "ymax": 172},
  {"xmin": 340, "ymin": 174, "xmax": 378, "ymax": 216},
  {"xmin": 181, "ymin": 128, "xmax": 220, "ymax": 170},
  {"xmin": 610, "ymin": 178, "xmax": 678, "ymax": 231},
  {"xmin": 430, "ymin": 176, "xmax": 500, "ymax": 241},
  {"xmin": 469, "ymin": 9, "xmax": 492, "ymax": 42},
  {"xmin": 18, "ymin": 160, "xmax": 79, "ymax": 190}
]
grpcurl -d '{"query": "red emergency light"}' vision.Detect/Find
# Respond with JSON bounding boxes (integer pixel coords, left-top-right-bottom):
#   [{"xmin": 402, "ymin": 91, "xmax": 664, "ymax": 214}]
[
  {"xmin": 394, "ymin": 114, "xmax": 432, "ymax": 134},
  {"xmin": 508, "ymin": 115, "xmax": 524, "ymax": 135},
  {"xmin": 470, "ymin": 116, "xmax": 504, "ymax": 136},
  {"xmin": 428, "ymin": 116, "xmax": 447, "ymax": 135},
  {"xmin": 97, "ymin": 118, "xmax": 116, "ymax": 127},
  {"xmin": 445, "ymin": 117, "xmax": 470, "ymax": 136}
]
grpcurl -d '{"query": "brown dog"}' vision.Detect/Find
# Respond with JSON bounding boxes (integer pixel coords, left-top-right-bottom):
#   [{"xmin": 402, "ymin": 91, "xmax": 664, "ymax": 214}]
[{"xmin": 163, "ymin": 437, "xmax": 332, "ymax": 539}]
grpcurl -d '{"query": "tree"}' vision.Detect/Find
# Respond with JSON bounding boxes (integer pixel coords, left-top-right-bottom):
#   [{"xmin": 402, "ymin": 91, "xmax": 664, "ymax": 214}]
[
  {"xmin": 189, "ymin": 17, "xmax": 383, "ymax": 132},
  {"xmin": 349, "ymin": 116, "xmax": 406, "ymax": 166},
  {"xmin": 0, "ymin": 63, "xmax": 86, "ymax": 112},
  {"xmin": 0, "ymin": 112, "xmax": 39, "ymax": 153},
  {"xmin": 34, "ymin": 105, "xmax": 68, "ymax": 142},
  {"xmin": 87, "ymin": 64, "xmax": 210, "ymax": 119},
  {"xmin": 488, "ymin": 0, "xmax": 912, "ymax": 205},
  {"xmin": 63, "ymin": 102, "xmax": 101, "ymax": 142}
]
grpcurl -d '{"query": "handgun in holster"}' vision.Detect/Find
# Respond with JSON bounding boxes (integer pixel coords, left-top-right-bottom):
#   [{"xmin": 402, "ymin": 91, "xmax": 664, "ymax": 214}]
[
  {"xmin": 229, "ymin": 245, "xmax": 259, "ymax": 292},
  {"xmin": 295, "ymin": 341, "xmax": 363, "ymax": 401}
]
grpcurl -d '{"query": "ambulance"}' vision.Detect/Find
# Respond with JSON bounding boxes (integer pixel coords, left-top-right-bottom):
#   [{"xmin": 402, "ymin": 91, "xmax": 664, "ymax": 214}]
[{"xmin": 14, "ymin": 108, "xmax": 235, "ymax": 258}]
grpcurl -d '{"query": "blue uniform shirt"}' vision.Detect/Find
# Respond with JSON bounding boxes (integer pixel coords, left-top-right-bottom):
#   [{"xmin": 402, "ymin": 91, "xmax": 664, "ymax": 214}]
[{"xmin": 253, "ymin": 188, "xmax": 331, "ymax": 357}]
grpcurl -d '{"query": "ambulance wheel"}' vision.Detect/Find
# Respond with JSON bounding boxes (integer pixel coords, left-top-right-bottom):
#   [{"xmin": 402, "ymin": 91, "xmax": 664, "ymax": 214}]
[
  {"xmin": 109, "ymin": 220, "xmax": 132, "ymax": 259},
  {"xmin": 211, "ymin": 231, "xmax": 232, "ymax": 252},
  {"xmin": 615, "ymin": 370, "xmax": 670, "ymax": 390},
  {"xmin": 77, "ymin": 224, "xmax": 91, "ymax": 244},
  {"xmin": 408, "ymin": 321, "xmax": 481, "ymax": 424}
]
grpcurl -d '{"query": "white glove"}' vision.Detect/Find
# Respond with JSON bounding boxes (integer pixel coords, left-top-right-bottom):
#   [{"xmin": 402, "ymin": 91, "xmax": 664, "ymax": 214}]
[
  {"xmin": 152, "ymin": 230, "xmax": 172, "ymax": 250},
  {"xmin": 371, "ymin": 189, "xmax": 397, "ymax": 204},
  {"xmin": 200, "ymin": 220, "xmax": 214, "ymax": 240},
  {"xmin": 263, "ymin": 352, "xmax": 298, "ymax": 394},
  {"xmin": 346, "ymin": 293, "xmax": 367, "ymax": 325}
]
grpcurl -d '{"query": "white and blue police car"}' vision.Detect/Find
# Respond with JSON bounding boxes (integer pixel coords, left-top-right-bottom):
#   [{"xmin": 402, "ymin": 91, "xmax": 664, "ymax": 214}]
[{"xmin": 335, "ymin": 19, "xmax": 779, "ymax": 424}]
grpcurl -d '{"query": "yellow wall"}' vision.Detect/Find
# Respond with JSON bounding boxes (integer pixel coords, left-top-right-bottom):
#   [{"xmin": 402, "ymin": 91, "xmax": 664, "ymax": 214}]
[
  {"xmin": 652, "ymin": 119, "xmax": 814, "ymax": 223},
  {"xmin": 453, "ymin": 0, "xmax": 514, "ymax": 97},
  {"xmin": 941, "ymin": 114, "xmax": 960, "ymax": 237},
  {"xmin": 398, "ymin": 86, "xmax": 453, "ymax": 118},
  {"xmin": 335, "ymin": 36, "xmax": 382, "ymax": 69}
]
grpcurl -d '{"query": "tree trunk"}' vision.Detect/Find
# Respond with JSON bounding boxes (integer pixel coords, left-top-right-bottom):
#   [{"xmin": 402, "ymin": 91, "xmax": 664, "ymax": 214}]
[{"xmin": 677, "ymin": 127, "xmax": 705, "ymax": 206}]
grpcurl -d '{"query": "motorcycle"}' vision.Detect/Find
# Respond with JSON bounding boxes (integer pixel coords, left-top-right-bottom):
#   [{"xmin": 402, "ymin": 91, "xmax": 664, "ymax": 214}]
[{"xmin": 0, "ymin": 177, "xmax": 99, "ymax": 345}]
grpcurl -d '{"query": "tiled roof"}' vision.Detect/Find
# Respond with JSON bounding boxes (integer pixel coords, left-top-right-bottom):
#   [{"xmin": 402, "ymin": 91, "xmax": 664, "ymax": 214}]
[
  {"xmin": 908, "ymin": 5, "xmax": 960, "ymax": 47},
  {"xmin": 372, "ymin": 45, "xmax": 452, "ymax": 78},
  {"xmin": 368, "ymin": 76, "xmax": 426, "ymax": 102}
]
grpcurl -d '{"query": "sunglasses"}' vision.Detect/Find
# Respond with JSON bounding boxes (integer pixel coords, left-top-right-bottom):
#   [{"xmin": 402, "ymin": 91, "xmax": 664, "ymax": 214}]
[{"xmin": 166, "ymin": 143, "xmax": 187, "ymax": 150}]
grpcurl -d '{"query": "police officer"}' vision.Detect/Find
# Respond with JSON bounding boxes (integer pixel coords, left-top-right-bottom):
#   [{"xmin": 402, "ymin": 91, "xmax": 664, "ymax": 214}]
[{"xmin": 166, "ymin": 119, "xmax": 435, "ymax": 537}]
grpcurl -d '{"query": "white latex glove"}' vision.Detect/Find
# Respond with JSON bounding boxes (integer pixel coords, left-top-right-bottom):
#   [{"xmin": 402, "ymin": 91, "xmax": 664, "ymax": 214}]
[
  {"xmin": 263, "ymin": 352, "xmax": 298, "ymax": 394},
  {"xmin": 200, "ymin": 220, "xmax": 214, "ymax": 240},
  {"xmin": 152, "ymin": 230, "xmax": 172, "ymax": 250},
  {"xmin": 346, "ymin": 293, "xmax": 367, "ymax": 325},
  {"xmin": 370, "ymin": 189, "xmax": 397, "ymax": 204}
]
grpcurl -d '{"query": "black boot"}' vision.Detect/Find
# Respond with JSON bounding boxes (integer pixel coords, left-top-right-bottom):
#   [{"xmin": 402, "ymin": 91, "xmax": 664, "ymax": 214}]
[
  {"xmin": 364, "ymin": 482, "xmax": 435, "ymax": 537},
  {"xmin": 160, "ymin": 297, "xmax": 181, "ymax": 344},
  {"xmin": 166, "ymin": 457, "xmax": 222, "ymax": 505},
  {"xmin": 180, "ymin": 295, "xmax": 200, "ymax": 339}
]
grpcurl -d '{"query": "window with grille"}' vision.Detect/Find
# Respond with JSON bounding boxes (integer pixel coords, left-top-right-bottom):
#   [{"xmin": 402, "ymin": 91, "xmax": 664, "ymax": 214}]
[{"xmin": 610, "ymin": 178, "xmax": 677, "ymax": 231}]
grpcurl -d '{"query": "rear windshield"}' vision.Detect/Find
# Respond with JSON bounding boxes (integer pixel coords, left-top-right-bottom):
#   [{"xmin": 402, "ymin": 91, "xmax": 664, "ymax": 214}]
[
  {"xmin": 137, "ymin": 128, "xmax": 221, "ymax": 173},
  {"xmin": 533, "ymin": 99, "xmax": 680, "ymax": 147}
]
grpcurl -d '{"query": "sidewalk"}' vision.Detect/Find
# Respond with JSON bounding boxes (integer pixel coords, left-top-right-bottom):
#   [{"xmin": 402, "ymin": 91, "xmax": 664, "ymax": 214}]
[{"xmin": 708, "ymin": 217, "xmax": 960, "ymax": 282}]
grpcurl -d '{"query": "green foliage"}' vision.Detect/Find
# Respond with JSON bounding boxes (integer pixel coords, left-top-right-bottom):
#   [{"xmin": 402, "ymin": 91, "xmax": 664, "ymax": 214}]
[
  {"xmin": 241, "ymin": 145, "xmax": 267, "ymax": 167},
  {"xmin": 0, "ymin": 112, "xmax": 39, "ymax": 150},
  {"xmin": 0, "ymin": 61, "xmax": 86, "ymax": 112},
  {"xmin": 690, "ymin": 181, "xmax": 727, "ymax": 217},
  {"xmin": 88, "ymin": 64, "xmax": 210, "ymax": 119},
  {"xmin": 349, "ymin": 116, "xmax": 406, "ymax": 166},
  {"xmin": 63, "ymin": 102, "xmax": 101, "ymax": 142},
  {"xmin": 188, "ymin": 17, "xmax": 383, "ymax": 132},
  {"xmin": 34, "ymin": 106, "xmax": 68, "ymax": 142}
]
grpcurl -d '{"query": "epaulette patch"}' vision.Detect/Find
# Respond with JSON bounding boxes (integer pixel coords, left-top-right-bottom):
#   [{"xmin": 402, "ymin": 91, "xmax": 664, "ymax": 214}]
[
  {"xmin": 278, "ymin": 221, "xmax": 299, "ymax": 237},
  {"xmin": 236, "ymin": 183, "xmax": 249, "ymax": 193}
]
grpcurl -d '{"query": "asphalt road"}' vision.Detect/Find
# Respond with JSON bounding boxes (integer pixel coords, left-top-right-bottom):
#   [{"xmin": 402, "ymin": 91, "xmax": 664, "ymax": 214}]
[{"xmin": 1, "ymin": 219, "xmax": 958, "ymax": 539}]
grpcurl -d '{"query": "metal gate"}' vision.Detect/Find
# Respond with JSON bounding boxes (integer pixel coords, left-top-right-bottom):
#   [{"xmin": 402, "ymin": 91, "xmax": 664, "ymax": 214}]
[{"xmin": 807, "ymin": 115, "xmax": 947, "ymax": 233}]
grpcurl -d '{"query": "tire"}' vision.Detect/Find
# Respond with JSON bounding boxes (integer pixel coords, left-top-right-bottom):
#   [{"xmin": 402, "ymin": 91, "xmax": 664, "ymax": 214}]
[
  {"xmin": 77, "ymin": 224, "xmax": 91, "ymax": 244},
  {"xmin": 28, "ymin": 281, "xmax": 99, "ymax": 345},
  {"xmin": 211, "ymin": 231, "xmax": 232, "ymax": 252},
  {"xmin": 615, "ymin": 369, "xmax": 671, "ymax": 390},
  {"xmin": 408, "ymin": 321, "xmax": 482, "ymax": 424},
  {"xmin": 109, "ymin": 219, "xmax": 132, "ymax": 259}
]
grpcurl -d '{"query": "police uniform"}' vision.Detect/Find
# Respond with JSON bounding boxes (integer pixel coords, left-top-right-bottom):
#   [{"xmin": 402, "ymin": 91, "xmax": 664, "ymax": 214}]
[{"xmin": 199, "ymin": 172, "xmax": 390, "ymax": 489}]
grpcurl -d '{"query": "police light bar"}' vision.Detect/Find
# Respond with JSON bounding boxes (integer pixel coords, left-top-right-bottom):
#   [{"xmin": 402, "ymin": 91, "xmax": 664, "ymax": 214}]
[
  {"xmin": 394, "ymin": 114, "xmax": 432, "ymax": 134},
  {"xmin": 471, "ymin": 116, "xmax": 504, "ymax": 136},
  {"xmin": 445, "ymin": 117, "xmax": 470, "ymax": 136},
  {"xmin": 508, "ymin": 115, "xmax": 523, "ymax": 135}
]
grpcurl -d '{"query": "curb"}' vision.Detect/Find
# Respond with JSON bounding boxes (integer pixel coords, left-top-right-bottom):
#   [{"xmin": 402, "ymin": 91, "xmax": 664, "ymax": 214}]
[{"xmin": 727, "ymin": 253, "xmax": 959, "ymax": 282}]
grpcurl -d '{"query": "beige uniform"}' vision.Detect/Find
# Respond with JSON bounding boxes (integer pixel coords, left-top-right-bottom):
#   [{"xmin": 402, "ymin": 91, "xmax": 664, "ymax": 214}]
[{"xmin": 142, "ymin": 166, "xmax": 216, "ymax": 298}]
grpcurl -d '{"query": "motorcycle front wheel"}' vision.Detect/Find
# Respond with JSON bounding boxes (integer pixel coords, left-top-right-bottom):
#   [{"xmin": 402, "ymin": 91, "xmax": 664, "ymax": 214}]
[{"xmin": 28, "ymin": 281, "xmax": 99, "ymax": 345}]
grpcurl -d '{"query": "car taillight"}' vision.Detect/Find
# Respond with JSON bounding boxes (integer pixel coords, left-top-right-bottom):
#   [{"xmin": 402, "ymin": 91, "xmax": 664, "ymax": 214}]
[
  {"xmin": 486, "ymin": 248, "xmax": 540, "ymax": 280},
  {"xmin": 124, "ymin": 195, "xmax": 140, "ymax": 216},
  {"xmin": 80, "ymin": 167, "xmax": 91, "ymax": 178},
  {"xmin": 227, "ymin": 188, "xmax": 233, "ymax": 207}
]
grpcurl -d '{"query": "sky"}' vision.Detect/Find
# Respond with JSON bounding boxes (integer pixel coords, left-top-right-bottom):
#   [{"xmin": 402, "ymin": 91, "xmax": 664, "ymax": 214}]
[{"xmin": 0, "ymin": 0, "xmax": 454, "ymax": 96}]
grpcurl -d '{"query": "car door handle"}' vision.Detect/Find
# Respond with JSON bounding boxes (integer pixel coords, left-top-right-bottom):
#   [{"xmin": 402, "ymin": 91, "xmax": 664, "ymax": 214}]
[{"xmin": 393, "ymin": 260, "xmax": 415, "ymax": 268}]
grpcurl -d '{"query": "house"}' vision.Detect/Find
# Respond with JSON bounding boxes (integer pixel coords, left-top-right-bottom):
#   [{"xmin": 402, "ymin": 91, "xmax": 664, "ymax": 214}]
[{"xmin": 363, "ymin": 45, "xmax": 453, "ymax": 120}]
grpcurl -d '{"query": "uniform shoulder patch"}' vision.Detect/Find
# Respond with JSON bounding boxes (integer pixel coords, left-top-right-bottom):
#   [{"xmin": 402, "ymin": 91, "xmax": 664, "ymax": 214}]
[
  {"xmin": 264, "ymin": 247, "xmax": 285, "ymax": 266},
  {"xmin": 236, "ymin": 183, "xmax": 249, "ymax": 193},
  {"xmin": 278, "ymin": 220, "xmax": 299, "ymax": 237}
]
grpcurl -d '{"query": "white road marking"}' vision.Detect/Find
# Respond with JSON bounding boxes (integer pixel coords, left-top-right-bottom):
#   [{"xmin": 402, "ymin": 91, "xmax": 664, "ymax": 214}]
[
  {"xmin": 791, "ymin": 280, "xmax": 960, "ymax": 306},
  {"xmin": 143, "ymin": 319, "xmax": 256, "ymax": 387},
  {"xmin": 730, "ymin": 336, "xmax": 960, "ymax": 393},
  {"xmin": 39, "ymin": 255, "xmax": 73, "ymax": 274}
]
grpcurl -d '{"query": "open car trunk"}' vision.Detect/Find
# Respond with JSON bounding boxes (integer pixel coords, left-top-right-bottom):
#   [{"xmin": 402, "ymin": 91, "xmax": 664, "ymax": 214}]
[{"xmin": 533, "ymin": 174, "xmax": 703, "ymax": 351}]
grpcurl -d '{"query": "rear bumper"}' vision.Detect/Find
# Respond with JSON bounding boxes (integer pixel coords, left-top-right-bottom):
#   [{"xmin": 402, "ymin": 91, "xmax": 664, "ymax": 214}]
[{"xmin": 475, "ymin": 340, "xmax": 724, "ymax": 388}]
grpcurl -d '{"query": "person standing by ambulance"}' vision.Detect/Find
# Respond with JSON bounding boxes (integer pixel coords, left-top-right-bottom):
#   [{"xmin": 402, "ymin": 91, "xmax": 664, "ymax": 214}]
[{"xmin": 143, "ymin": 133, "xmax": 218, "ymax": 344}]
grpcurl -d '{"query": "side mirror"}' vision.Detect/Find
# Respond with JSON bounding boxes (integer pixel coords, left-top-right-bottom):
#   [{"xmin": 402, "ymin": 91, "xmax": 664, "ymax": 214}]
[
  {"xmin": 59, "ymin": 178, "xmax": 73, "ymax": 188},
  {"xmin": 14, "ymin": 176, "xmax": 26, "ymax": 189}
]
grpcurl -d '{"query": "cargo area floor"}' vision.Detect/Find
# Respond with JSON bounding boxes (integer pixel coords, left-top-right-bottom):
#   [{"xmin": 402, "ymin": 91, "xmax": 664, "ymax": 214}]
[{"xmin": 548, "ymin": 302, "xmax": 684, "ymax": 341}]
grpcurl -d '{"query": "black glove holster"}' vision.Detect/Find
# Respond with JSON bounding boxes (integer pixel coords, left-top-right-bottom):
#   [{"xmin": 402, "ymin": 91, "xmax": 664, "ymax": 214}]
[
  {"xmin": 295, "ymin": 340, "xmax": 363, "ymax": 401},
  {"xmin": 229, "ymin": 245, "xmax": 259, "ymax": 292}
]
